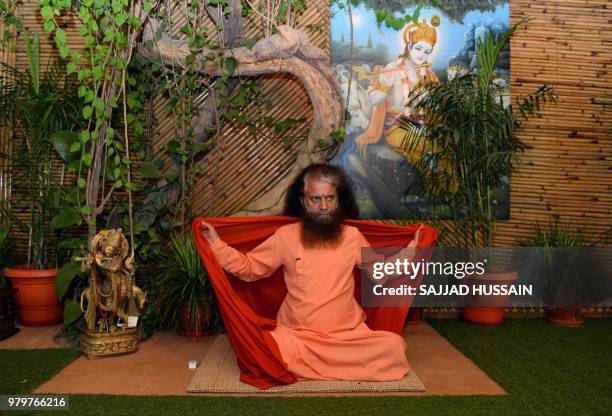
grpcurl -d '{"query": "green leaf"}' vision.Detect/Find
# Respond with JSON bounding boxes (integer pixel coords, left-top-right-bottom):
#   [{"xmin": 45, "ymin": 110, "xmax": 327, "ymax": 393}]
[
  {"xmin": 81, "ymin": 205, "xmax": 92, "ymax": 215},
  {"xmin": 115, "ymin": 179, "xmax": 123, "ymax": 188},
  {"xmin": 83, "ymin": 106, "xmax": 92, "ymax": 119},
  {"xmin": 43, "ymin": 20, "xmax": 55, "ymax": 32},
  {"xmin": 63, "ymin": 298, "xmax": 83, "ymax": 326},
  {"xmin": 82, "ymin": 154, "xmax": 92, "ymax": 167},
  {"xmin": 223, "ymin": 57, "xmax": 237, "ymax": 76},
  {"xmin": 66, "ymin": 61, "xmax": 76, "ymax": 74},
  {"xmin": 412, "ymin": 7, "xmax": 421, "ymax": 24},
  {"xmin": 56, "ymin": 261, "xmax": 81, "ymax": 299},
  {"xmin": 51, "ymin": 210, "xmax": 80, "ymax": 230},
  {"xmin": 41, "ymin": 6, "xmax": 54, "ymax": 20},
  {"xmin": 69, "ymin": 141, "xmax": 81, "ymax": 152},
  {"xmin": 77, "ymin": 178, "xmax": 86, "ymax": 188},
  {"xmin": 93, "ymin": 66, "xmax": 104, "ymax": 81},
  {"xmin": 164, "ymin": 169, "xmax": 179, "ymax": 183},
  {"xmin": 317, "ymin": 139, "xmax": 330, "ymax": 149},
  {"xmin": 191, "ymin": 142, "xmax": 209, "ymax": 156},
  {"xmin": 51, "ymin": 131, "xmax": 80, "ymax": 161},
  {"xmin": 106, "ymin": 127, "xmax": 115, "ymax": 141},
  {"xmin": 58, "ymin": 45, "xmax": 69, "ymax": 59},
  {"xmin": 79, "ymin": 6, "xmax": 91, "ymax": 23},
  {"xmin": 113, "ymin": 13, "xmax": 127, "ymax": 26},
  {"xmin": 84, "ymin": 89, "xmax": 95, "ymax": 103},
  {"xmin": 244, "ymin": 38, "xmax": 257, "ymax": 50},
  {"xmin": 140, "ymin": 162, "xmax": 162, "ymax": 179},
  {"xmin": 111, "ymin": 1, "xmax": 122, "ymax": 13},
  {"xmin": 55, "ymin": 29, "xmax": 66, "ymax": 43},
  {"xmin": 93, "ymin": 97, "xmax": 104, "ymax": 112},
  {"xmin": 166, "ymin": 140, "xmax": 181, "ymax": 154},
  {"xmin": 391, "ymin": 17, "xmax": 404, "ymax": 31}
]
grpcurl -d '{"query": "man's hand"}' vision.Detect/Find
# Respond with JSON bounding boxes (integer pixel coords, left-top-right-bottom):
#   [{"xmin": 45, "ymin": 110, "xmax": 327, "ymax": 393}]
[{"xmin": 200, "ymin": 221, "xmax": 219, "ymax": 244}]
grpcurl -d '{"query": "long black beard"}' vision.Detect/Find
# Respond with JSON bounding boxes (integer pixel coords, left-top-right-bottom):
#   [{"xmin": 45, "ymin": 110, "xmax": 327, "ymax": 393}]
[{"xmin": 300, "ymin": 209, "xmax": 344, "ymax": 249}]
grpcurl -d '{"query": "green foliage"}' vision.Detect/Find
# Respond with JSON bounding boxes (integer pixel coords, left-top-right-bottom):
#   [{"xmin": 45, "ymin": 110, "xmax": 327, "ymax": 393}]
[
  {"xmin": 398, "ymin": 17, "xmax": 557, "ymax": 250},
  {"xmin": 0, "ymin": 31, "xmax": 83, "ymax": 268},
  {"xmin": 55, "ymin": 260, "xmax": 82, "ymax": 300},
  {"xmin": 145, "ymin": 234, "xmax": 220, "ymax": 337},
  {"xmin": 515, "ymin": 216, "xmax": 610, "ymax": 307},
  {"xmin": 40, "ymin": 0, "xmax": 147, "ymax": 240},
  {"xmin": 332, "ymin": 1, "xmax": 424, "ymax": 31},
  {"xmin": 54, "ymin": 259, "xmax": 88, "ymax": 332},
  {"xmin": 0, "ymin": 348, "xmax": 81, "ymax": 394},
  {"xmin": 62, "ymin": 297, "xmax": 82, "ymax": 326},
  {"xmin": 0, "ymin": 0, "xmax": 22, "ymax": 52},
  {"xmin": 517, "ymin": 214, "xmax": 588, "ymax": 249}
]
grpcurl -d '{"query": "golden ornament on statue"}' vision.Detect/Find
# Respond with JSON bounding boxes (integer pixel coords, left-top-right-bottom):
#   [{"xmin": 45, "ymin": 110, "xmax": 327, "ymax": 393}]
[{"xmin": 74, "ymin": 228, "xmax": 146, "ymax": 358}]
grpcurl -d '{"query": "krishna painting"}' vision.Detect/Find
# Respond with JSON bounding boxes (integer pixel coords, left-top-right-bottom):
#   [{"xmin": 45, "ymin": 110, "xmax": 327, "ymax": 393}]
[{"xmin": 330, "ymin": 1, "xmax": 511, "ymax": 219}]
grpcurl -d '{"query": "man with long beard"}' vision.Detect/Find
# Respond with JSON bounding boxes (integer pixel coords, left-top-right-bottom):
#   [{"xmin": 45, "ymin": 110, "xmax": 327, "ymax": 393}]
[{"xmin": 200, "ymin": 163, "xmax": 419, "ymax": 381}]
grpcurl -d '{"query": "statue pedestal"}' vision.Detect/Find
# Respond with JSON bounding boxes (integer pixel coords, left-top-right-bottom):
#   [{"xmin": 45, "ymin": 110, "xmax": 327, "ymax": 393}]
[{"xmin": 79, "ymin": 328, "xmax": 140, "ymax": 358}]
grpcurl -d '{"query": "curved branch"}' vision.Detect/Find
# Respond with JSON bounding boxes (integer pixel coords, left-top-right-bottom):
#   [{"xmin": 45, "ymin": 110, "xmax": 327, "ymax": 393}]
[{"xmin": 138, "ymin": 22, "xmax": 342, "ymax": 215}]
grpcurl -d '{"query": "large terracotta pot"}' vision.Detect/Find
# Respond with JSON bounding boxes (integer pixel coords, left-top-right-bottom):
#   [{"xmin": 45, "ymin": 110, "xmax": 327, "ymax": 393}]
[
  {"xmin": 461, "ymin": 271, "xmax": 518, "ymax": 326},
  {"xmin": 180, "ymin": 304, "xmax": 214, "ymax": 340},
  {"xmin": 3, "ymin": 266, "xmax": 62, "ymax": 326},
  {"xmin": 0, "ymin": 288, "xmax": 19, "ymax": 340}
]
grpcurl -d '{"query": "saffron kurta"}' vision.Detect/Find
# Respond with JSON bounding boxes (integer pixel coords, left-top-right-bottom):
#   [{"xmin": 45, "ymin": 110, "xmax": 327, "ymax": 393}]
[{"xmin": 210, "ymin": 222, "xmax": 410, "ymax": 381}]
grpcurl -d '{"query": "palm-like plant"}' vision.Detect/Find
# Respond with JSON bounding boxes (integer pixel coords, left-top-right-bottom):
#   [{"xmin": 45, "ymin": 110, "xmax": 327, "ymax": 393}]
[
  {"xmin": 516, "ymin": 215, "xmax": 592, "ymax": 309},
  {"xmin": 399, "ymin": 17, "xmax": 557, "ymax": 252},
  {"xmin": 146, "ymin": 233, "xmax": 220, "ymax": 337},
  {"xmin": 0, "ymin": 32, "xmax": 82, "ymax": 268}
]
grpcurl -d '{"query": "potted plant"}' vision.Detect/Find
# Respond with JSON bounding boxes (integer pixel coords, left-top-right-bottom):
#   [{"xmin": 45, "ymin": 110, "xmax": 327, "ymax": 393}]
[
  {"xmin": 398, "ymin": 18, "xmax": 557, "ymax": 325},
  {"xmin": 0, "ymin": 218, "xmax": 19, "ymax": 340},
  {"xmin": 146, "ymin": 234, "xmax": 220, "ymax": 339},
  {"xmin": 0, "ymin": 32, "xmax": 82, "ymax": 326},
  {"xmin": 517, "ymin": 215, "xmax": 597, "ymax": 327}
]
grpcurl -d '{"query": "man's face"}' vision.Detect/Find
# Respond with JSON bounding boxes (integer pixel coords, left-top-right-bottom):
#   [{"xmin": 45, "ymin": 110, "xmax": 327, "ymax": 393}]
[{"xmin": 301, "ymin": 178, "xmax": 339, "ymax": 223}]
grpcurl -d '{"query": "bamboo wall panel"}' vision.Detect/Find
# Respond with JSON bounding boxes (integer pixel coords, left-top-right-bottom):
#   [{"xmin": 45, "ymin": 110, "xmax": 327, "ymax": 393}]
[
  {"xmin": 2, "ymin": 0, "xmax": 610, "ymax": 255},
  {"xmin": 495, "ymin": 0, "xmax": 611, "ymax": 246}
]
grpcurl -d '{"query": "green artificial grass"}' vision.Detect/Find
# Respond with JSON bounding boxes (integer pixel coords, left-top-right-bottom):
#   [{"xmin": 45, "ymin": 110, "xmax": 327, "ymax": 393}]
[
  {"xmin": 0, "ymin": 348, "xmax": 81, "ymax": 394},
  {"xmin": 1, "ymin": 319, "xmax": 611, "ymax": 416}
]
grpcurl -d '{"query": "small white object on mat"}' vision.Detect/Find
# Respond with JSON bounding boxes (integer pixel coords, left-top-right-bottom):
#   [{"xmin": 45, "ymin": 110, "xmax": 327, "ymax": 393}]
[
  {"xmin": 188, "ymin": 360, "xmax": 198, "ymax": 369},
  {"xmin": 187, "ymin": 335, "xmax": 426, "ymax": 394}
]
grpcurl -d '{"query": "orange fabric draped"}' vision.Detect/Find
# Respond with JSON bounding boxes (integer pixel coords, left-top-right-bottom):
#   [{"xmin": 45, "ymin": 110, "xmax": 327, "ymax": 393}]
[{"xmin": 192, "ymin": 216, "xmax": 438, "ymax": 389}]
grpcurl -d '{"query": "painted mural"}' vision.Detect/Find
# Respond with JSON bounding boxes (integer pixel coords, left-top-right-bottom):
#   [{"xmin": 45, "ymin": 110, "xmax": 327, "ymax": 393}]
[{"xmin": 330, "ymin": 1, "xmax": 511, "ymax": 219}]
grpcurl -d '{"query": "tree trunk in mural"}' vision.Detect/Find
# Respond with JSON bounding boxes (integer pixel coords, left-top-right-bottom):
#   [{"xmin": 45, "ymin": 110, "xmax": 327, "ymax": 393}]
[{"xmin": 138, "ymin": 20, "xmax": 343, "ymax": 215}]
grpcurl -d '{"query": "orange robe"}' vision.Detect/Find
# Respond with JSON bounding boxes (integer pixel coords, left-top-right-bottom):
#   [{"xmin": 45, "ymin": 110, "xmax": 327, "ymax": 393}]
[{"xmin": 210, "ymin": 221, "xmax": 410, "ymax": 381}]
